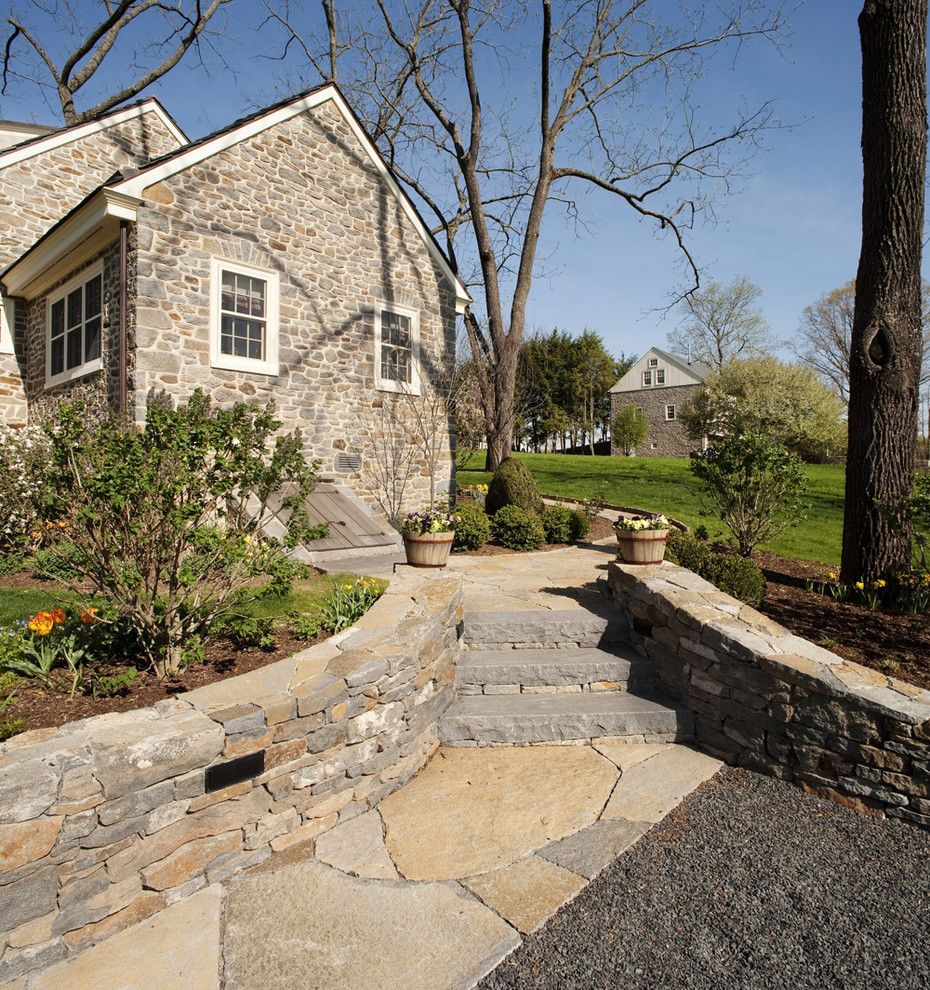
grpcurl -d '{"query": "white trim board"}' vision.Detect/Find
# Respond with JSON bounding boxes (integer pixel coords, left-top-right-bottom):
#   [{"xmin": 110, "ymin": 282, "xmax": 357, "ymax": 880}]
[
  {"xmin": 0, "ymin": 99, "xmax": 187, "ymax": 170},
  {"xmin": 110, "ymin": 86, "xmax": 471, "ymax": 313}
]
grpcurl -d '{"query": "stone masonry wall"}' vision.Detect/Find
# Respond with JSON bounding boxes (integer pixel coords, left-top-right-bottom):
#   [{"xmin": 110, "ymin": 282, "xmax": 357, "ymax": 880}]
[
  {"xmin": 611, "ymin": 383, "xmax": 700, "ymax": 457},
  {"xmin": 0, "ymin": 571, "xmax": 462, "ymax": 984},
  {"xmin": 1, "ymin": 106, "xmax": 181, "ymax": 425},
  {"xmin": 132, "ymin": 99, "xmax": 456, "ymax": 511},
  {"xmin": 607, "ymin": 560, "xmax": 930, "ymax": 828}
]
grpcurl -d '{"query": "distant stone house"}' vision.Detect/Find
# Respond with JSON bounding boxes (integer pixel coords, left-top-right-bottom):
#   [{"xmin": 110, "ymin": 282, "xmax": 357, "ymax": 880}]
[
  {"xmin": 0, "ymin": 85, "xmax": 470, "ymax": 554},
  {"xmin": 609, "ymin": 347, "xmax": 710, "ymax": 457}
]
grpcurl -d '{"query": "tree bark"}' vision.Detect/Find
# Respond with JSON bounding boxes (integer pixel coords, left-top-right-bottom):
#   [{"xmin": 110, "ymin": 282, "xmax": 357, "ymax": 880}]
[{"xmin": 842, "ymin": 0, "xmax": 928, "ymax": 583}]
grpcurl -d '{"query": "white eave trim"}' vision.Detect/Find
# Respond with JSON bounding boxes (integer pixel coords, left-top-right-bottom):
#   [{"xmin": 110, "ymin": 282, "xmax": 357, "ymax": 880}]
[
  {"xmin": 0, "ymin": 99, "xmax": 187, "ymax": 169},
  {"xmin": 111, "ymin": 86, "xmax": 471, "ymax": 311},
  {"xmin": 1, "ymin": 189, "xmax": 140, "ymax": 299}
]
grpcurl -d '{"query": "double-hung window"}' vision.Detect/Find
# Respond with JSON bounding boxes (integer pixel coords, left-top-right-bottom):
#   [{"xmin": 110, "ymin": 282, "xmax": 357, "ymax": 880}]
[
  {"xmin": 47, "ymin": 267, "xmax": 102, "ymax": 386},
  {"xmin": 209, "ymin": 259, "xmax": 279, "ymax": 376},
  {"xmin": 665, "ymin": 404, "xmax": 677, "ymax": 421},
  {"xmin": 656, "ymin": 368, "xmax": 666, "ymax": 385},
  {"xmin": 642, "ymin": 369, "xmax": 653, "ymax": 387},
  {"xmin": 374, "ymin": 303, "xmax": 420, "ymax": 394}
]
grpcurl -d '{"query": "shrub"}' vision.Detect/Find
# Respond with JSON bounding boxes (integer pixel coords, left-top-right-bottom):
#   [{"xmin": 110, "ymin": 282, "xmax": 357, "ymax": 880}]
[
  {"xmin": 690, "ymin": 432, "xmax": 807, "ymax": 557},
  {"xmin": 485, "ymin": 457, "xmax": 543, "ymax": 516},
  {"xmin": 569, "ymin": 509, "xmax": 590, "ymax": 542},
  {"xmin": 541, "ymin": 505, "xmax": 574, "ymax": 544},
  {"xmin": 0, "ymin": 424, "xmax": 51, "ymax": 555},
  {"xmin": 491, "ymin": 505, "xmax": 546, "ymax": 551},
  {"xmin": 666, "ymin": 531, "xmax": 766, "ymax": 607},
  {"xmin": 43, "ymin": 390, "xmax": 325, "ymax": 679},
  {"xmin": 453, "ymin": 501, "xmax": 491, "ymax": 551},
  {"xmin": 612, "ymin": 405, "xmax": 648, "ymax": 455}
]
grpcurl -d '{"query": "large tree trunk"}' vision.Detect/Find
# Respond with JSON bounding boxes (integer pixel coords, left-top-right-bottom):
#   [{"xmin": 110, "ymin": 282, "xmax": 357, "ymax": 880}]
[{"xmin": 842, "ymin": 0, "xmax": 927, "ymax": 584}]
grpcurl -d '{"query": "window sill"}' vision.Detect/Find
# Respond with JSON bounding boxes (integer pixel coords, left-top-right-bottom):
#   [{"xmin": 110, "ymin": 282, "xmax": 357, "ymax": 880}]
[
  {"xmin": 210, "ymin": 356, "xmax": 279, "ymax": 377},
  {"xmin": 375, "ymin": 378, "xmax": 421, "ymax": 397},
  {"xmin": 46, "ymin": 359, "xmax": 103, "ymax": 389}
]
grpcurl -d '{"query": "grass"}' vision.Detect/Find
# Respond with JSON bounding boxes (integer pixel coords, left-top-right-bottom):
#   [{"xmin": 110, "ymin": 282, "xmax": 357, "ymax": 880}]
[
  {"xmin": 0, "ymin": 587, "xmax": 78, "ymax": 627},
  {"xmin": 459, "ymin": 451, "xmax": 846, "ymax": 565}
]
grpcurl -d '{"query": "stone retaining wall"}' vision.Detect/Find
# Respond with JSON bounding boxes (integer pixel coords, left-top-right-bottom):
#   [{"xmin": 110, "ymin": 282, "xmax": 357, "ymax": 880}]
[
  {"xmin": 0, "ymin": 571, "xmax": 462, "ymax": 984},
  {"xmin": 607, "ymin": 560, "xmax": 930, "ymax": 829}
]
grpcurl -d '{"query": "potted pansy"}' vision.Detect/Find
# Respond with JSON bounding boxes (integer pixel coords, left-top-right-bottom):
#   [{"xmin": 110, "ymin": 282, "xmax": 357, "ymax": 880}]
[
  {"xmin": 614, "ymin": 514, "xmax": 671, "ymax": 565},
  {"xmin": 401, "ymin": 502, "xmax": 460, "ymax": 568}
]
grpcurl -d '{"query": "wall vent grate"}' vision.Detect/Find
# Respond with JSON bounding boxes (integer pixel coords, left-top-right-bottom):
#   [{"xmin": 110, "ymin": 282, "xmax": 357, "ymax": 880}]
[
  {"xmin": 335, "ymin": 452, "xmax": 362, "ymax": 472},
  {"xmin": 204, "ymin": 750, "xmax": 265, "ymax": 793}
]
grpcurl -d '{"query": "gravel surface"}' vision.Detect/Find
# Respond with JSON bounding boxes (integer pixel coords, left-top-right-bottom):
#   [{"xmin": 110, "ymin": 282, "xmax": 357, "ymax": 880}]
[{"xmin": 480, "ymin": 768, "xmax": 930, "ymax": 990}]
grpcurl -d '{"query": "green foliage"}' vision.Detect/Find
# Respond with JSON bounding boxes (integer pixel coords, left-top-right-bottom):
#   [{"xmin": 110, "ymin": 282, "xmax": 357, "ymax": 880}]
[
  {"xmin": 32, "ymin": 543, "xmax": 85, "ymax": 582},
  {"xmin": 680, "ymin": 357, "xmax": 847, "ymax": 463},
  {"xmin": 180, "ymin": 634, "xmax": 205, "ymax": 668},
  {"xmin": 43, "ymin": 390, "xmax": 325, "ymax": 678},
  {"xmin": 452, "ymin": 501, "xmax": 491, "ymax": 551},
  {"xmin": 91, "ymin": 668, "xmax": 139, "ymax": 699},
  {"xmin": 568, "ymin": 509, "xmax": 590, "ymax": 541},
  {"xmin": 690, "ymin": 433, "xmax": 807, "ymax": 557},
  {"xmin": 318, "ymin": 577, "xmax": 387, "ymax": 633},
  {"xmin": 0, "ymin": 424, "xmax": 52, "ymax": 555},
  {"xmin": 290, "ymin": 612, "xmax": 325, "ymax": 641},
  {"xmin": 666, "ymin": 532, "xmax": 766, "ymax": 607},
  {"xmin": 611, "ymin": 405, "xmax": 649, "ymax": 455},
  {"xmin": 491, "ymin": 505, "xmax": 546, "ymax": 551},
  {"xmin": 0, "ymin": 672, "xmax": 22, "ymax": 742},
  {"xmin": 485, "ymin": 457, "xmax": 544, "ymax": 516},
  {"xmin": 212, "ymin": 613, "xmax": 277, "ymax": 650},
  {"xmin": 541, "ymin": 505, "xmax": 574, "ymax": 544}
]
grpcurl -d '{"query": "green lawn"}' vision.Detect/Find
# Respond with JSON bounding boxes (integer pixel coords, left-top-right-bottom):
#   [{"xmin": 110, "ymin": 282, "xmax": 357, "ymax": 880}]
[{"xmin": 459, "ymin": 451, "xmax": 846, "ymax": 565}]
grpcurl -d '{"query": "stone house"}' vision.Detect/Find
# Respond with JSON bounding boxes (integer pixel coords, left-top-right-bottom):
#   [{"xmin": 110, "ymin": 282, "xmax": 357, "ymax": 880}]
[
  {"xmin": 0, "ymin": 85, "xmax": 469, "ymax": 555},
  {"xmin": 609, "ymin": 347, "xmax": 710, "ymax": 457}
]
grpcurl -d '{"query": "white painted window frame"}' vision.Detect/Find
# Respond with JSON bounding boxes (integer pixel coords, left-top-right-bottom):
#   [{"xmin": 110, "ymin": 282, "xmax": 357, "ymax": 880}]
[
  {"xmin": 0, "ymin": 295, "xmax": 14, "ymax": 355},
  {"xmin": 45, "ymin": 264, "xmax": 104, "ymax": 387},
  {"xmin": 648, "ymin": 357, "xmax": 658, "ymax": 367},
  {"xmin": 209, "ymin": 258, "xmax": 280, "ymax": 376},
  {"xmin": 656, "ymin": 368, "xmax": 666, "ymax": 385},
  {"xmin": 665, "ymin": 404, "xmax": 677, "ymax": 421},
  {"xmin": 374, "ymin": 302, "xmax": 421, "ymax": 396},
  {"xmin": 641, "ymin": 369, "xmax": 653, "ymax": 387}
]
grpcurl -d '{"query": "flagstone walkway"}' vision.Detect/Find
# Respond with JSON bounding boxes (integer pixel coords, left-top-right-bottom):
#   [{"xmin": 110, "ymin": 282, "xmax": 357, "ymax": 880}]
[{"xmin": 5, "ymin": 541, "xmax": 725, "ymax": 990}]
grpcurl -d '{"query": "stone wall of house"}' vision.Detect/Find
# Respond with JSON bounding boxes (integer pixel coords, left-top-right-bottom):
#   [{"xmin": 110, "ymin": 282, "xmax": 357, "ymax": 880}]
[
  {"xmin": 21, "ymin": 241, "xmax": 127, "ymax": 424},
  {"xmin": 0, "ymin": 570, "xmax": 462, "ymax": 984},
  {"xmin": 607, "ymin": 560, "xmax": 930, "ymax": 828},
  {"xmin": 1, "ymin": 107, "xmax": 179, "ymax": 426},
  {"xmin": 611, "ymin": 383, "xmax": 699, "ymax": 457},
  {"xmin": 132, "ymin": 99, "xmax": 457, "ymax": 512}
]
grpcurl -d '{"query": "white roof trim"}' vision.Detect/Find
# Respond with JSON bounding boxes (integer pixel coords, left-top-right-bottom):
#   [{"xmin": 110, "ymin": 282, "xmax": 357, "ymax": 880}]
[
  {"xmin": 609, "ymin": 346, "xmax": 711, "ymax": 393},
  {"xmin": 0, "ymin": 100, "xmax": 187, "ymax": 170},
  {"xmin": 111, "ymin": 86, "xmax": 471, "ymax": 310}
]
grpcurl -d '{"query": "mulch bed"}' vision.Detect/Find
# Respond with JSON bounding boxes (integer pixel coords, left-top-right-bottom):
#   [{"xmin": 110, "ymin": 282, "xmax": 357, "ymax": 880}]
[
  {"xmin": 456, "ymin": 514, "xmax": 615, "ymax": 557},
  {"xmin": 754, "ymin": 550, "xmax": 930, "ymax": 691}
]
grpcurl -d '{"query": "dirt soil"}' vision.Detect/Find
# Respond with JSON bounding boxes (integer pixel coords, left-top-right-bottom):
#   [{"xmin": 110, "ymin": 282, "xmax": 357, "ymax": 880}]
[{"xmin": 754, "ymin": 550, "xmax": 930, "ymax": 691}]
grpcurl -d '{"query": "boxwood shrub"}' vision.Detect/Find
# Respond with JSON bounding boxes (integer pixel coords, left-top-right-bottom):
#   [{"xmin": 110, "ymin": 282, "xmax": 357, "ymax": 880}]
[
  {"xmin": 491, "ymin": 505, "xmax": 546, "ymax": 551},
  {"xmin": 665, "ymin": 531, "xmax": 766, "ymax": 608},
  {"xmin": 485, "ymin": 457, "xmax": 544, "ymax": 516},
  {"xmin": 453, "ymin": 501, "xmax": 491, "ymax": 551},
  {"xmin": 541, "ymin": 505, "xmax": 574, "ymax": 544}
]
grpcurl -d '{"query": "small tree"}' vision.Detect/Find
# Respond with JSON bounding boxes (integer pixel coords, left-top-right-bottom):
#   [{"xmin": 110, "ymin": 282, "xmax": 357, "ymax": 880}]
[
  {"xmin": 690, "ymin": 433, "xmax": 807, "ymax": 557},
  {"xmin": 45, "ymin": 391, "xmax": 323, "ymax": 679},
  {"xmin": 612, "ymin": 406, "xmax": 648, "ymax": 456}
]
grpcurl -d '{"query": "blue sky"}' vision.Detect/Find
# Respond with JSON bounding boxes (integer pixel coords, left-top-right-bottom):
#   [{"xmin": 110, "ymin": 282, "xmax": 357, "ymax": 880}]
[{"xmin": 0, "ymin": 2, "xmax": 876, "ymax": 360}]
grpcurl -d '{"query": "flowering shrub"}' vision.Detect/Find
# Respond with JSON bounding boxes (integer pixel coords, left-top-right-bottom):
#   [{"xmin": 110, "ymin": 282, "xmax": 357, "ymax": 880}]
[
  {"xmin": 2, "ymin": 606, "xmax": 98, "ymax": 696},
  {"xmin": 0, "ymin": 425, "xmax": 51, "ymax": 554},
  {"xmin": 615, "ymin": 514, "xmax": 670, "ymax": 533},
  {"xmin": 401, "ymin": 503, "xmax": 460, "ymax": 534}
]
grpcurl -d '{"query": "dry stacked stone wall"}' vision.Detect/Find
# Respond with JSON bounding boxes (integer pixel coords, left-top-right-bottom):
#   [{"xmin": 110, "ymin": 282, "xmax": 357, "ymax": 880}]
[
  {"xmin": 607, "ymin": 560, "xmax": 930, "ymax": 828},
  {"xmin": 0, "ymin": 570, "xmax": 462, "ymax": 984}
]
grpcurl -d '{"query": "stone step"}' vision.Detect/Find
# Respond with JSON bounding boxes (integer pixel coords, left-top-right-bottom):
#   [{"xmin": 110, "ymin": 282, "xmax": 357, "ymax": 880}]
[
  {"xmin": 462, "ymin": 609, "xmax": 629, "ymax": 649},
  {"xmin": 455, "ymin": 646, "xmax": 656, "ymax": 693},
  {"xmin": 439, "ymin": 692, "xmax": 694, "ymax": 746}
]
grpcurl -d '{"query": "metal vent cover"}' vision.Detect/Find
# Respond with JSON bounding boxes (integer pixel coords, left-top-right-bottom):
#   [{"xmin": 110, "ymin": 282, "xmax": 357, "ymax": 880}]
[
  {"xmin": 335, "ymin": 452, "xmax": 362, "ymax": 473},
  {"xmin": 204, "ymin": 750, "xmax": 265, "ymax": 793}
]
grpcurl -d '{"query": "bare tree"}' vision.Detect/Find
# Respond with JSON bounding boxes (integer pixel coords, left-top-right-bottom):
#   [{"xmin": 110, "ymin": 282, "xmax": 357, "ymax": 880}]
[
  {"xmin": 667, "ymin": 275, "xmax": 773, "ymax": 371},
  {"xmin": 268, "ymin": 1, "xmax": 786, "ymax": 470},
  {"xmin": 842, "ymin": 0, "xmax": 927, "ymax": 585},
  {"xmin": 2, "ymin": 0, "xmax": 233, "ymax": 125},
  {"xmin": 794, "ymin": 278, "xmax": 930, "ymax": 402},
  {"xmin": 352, "ymin": 397, "xmax": 419, "ymax": 525}
]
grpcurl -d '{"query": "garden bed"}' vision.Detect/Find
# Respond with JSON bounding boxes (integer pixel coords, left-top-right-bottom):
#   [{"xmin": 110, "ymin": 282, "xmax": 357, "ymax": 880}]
[
  {"xmin": 755, "ymin": 551, "xmax": 930, "ymax": 691},
  {"xmin": 457, "ymin": 513, "xmax": 615, "ymax": 556}
]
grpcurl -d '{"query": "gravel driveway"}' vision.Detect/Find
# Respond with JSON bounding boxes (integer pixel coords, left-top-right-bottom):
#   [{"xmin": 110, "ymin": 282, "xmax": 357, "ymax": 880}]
[{"xmin": 481, "ymin": 767, "xmax": 930, "ymax": 990}]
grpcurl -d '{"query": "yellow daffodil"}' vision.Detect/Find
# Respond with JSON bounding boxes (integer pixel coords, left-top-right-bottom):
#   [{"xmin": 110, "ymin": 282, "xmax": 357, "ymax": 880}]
[
  {"xmin": 855, "ymin": 581, "xmax": 864, "ymax": 590},
  {"xmin": 875, "ymin": 579, "xmax": 886, "ymax": 589}
]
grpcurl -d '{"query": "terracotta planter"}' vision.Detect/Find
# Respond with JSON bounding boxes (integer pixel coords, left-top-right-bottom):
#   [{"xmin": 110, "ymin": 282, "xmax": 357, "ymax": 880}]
[
  {"xmin": 403, "ymin": 530, "xmax": 455, "ymax": 568},
  {"xmin": 615, "ymin": 528, "xmax": 669, "ymax": 565}
]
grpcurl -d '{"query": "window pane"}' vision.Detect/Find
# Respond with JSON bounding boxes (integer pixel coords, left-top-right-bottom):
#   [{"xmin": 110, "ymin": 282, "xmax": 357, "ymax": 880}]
[
  {"xmin": 382, "ymin": 310, "xmax": 410, "ymax": 348},
  {"xmin": 221, "ymin": 315, "xmax": 264, "ymax": 360},
  {"xmin": 51, "ymin": 337, "xmax": 64, "ymax": 376},
  {"xmin": 66, "ymin": 327, "xmax": 82, "ymax": 370},
  {"xmin": 84, "ymin": 275, "xmax": 102, "ymax": 319},
  {"xmin": 51, "ymin": 300, "xmax": 64, "ymax": 338},
  {"xmin": 396, "ymin": 351, "xmax": 410, "ymax": 383},
  {"xmin": 67, "ymin": 288, "xmax": 82, "ymax": 329},
  {"xmin": 84, "ymin": 317, "xmax": 101, "ymax": 362},
  {"xmin": 224, "ymin": 273, "xmax": 265, "ymax": 318}
]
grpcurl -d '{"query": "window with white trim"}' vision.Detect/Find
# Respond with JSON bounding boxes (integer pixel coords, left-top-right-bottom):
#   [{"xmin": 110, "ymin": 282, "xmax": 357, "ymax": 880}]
[
  {"xmin": 665, "ymin": 404, "xmax": 677, "ymax": 421},
  {"xmin": 648, "ymin": 357, "xmax": 658, "ymax": 367},
  {"xmin": 209, "ymin": 259, "xmax": 279, "ymax": 376},
  {"xmin": 46, "ymin": 267, "xmax": 102, "ymax": 386},
  {"xmin": 641, "ymin": 369, "xmax": 652, "ymax": 387},
  {"xmin": 374, "ymin": 303, "xmax": 420, "ymax": 394},
  {"xmin": 655, "ymin": 368, "xmax": 666, "ymax": 385}
]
